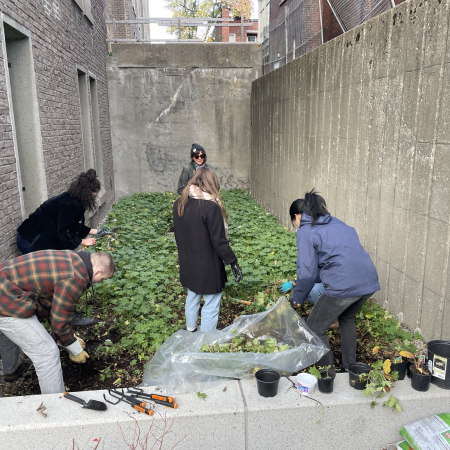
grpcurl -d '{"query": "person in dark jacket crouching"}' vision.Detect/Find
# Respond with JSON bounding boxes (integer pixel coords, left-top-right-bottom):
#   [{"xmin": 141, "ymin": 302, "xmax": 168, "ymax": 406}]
[
  {"xmin": 16, "ymin": 169, "xmax": 110, "ymax": 326},
  {"xmin": 17, "ymin": 169, "xmax": 109, "ymax": 254},
  {"xmin": 289, "ymin": 190, "xmax": 380, "ymax": 370},
  {"xmin": 177, "ymin": 143, "xmax": 215, "ymax": 195},
  {"xmin": 173, "ymin": 166, "xmax": 242, "ymax": 332}
]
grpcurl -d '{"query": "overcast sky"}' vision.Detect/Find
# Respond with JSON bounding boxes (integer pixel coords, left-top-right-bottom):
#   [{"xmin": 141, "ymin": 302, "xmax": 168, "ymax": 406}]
[{"xmin": 148, "ymin": 0, "xmax": 257, "ymax": 40}]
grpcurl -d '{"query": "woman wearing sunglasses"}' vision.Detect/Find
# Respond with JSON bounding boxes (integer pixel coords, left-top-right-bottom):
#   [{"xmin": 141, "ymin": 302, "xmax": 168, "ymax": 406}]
[
  {"xmin": 177, "ymin": 143, "xmax": 213, "ymax": 195},
  {"xmin": 173, "ymin": 166, "xmax": 242, "ymax": 332},
  {"xmin": 290, "ymin": 190, "xmax": 380, "ymax": 370}
]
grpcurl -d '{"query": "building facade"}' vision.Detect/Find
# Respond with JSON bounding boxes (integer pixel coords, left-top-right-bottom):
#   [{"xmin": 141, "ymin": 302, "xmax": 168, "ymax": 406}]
[
  {"xmin": 106, "ymin": 0, "xmax": 149, "ymax": 41},
  {"xmin": 217, "ymin": 8, "xmax": 258, "ymax": 42},
  {"xmin": 259, "ymin": 0, "xmax": 401, "ymax": 73},
  {"xmin": 0, "ymin": 0, "xmax": 115, "ymax": 261}
]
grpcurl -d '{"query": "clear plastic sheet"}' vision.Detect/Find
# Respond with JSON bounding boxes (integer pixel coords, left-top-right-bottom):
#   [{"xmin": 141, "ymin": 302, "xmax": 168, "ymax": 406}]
[{"xmin": 142, "ymin": 297, "xmax": 329, "ymax": 394}]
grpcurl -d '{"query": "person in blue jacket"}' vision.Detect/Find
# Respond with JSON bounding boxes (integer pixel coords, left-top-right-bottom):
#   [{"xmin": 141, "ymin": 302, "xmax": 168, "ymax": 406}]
[{"xmin": 289, "ymin": 190, "xmax": 380, "ymax": 370}]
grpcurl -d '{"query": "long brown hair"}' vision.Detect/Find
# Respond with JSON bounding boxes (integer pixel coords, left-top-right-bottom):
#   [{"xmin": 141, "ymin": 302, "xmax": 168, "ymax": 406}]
[{"xmin": 177, "ymin": 166, "xmax": 228, "ymax": 221}]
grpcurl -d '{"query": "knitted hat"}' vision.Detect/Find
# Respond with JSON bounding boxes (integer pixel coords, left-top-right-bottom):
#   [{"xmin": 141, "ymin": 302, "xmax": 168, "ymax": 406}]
[{"xmin": 190, "ymin": 143, "xmax": 206, "ymax": 158}]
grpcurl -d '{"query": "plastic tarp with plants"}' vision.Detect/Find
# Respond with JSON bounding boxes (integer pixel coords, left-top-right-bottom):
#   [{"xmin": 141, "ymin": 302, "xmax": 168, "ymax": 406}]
[{"xmin": 142, "ymin": 297, "xmax": 328, "ymax": 394}]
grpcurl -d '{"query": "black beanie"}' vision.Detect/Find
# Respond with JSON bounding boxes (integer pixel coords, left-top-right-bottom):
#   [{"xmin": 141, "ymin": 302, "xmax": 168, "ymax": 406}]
[{"xmin": 191, "ymin": 143, "xmax": 205, "ymax": 158}]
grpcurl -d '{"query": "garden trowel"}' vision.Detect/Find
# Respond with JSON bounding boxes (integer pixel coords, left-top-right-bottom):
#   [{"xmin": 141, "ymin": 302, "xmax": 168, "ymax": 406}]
[{"xmin": 62, "ymin": 392, "xmax": 107, "ymax": 411}]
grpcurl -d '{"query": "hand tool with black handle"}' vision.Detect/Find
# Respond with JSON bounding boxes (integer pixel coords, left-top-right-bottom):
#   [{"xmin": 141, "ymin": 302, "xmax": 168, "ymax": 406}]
[
  {"xmin": 63, "ymin": 392, "xmax": 107, "ymax": 411},
  {"xmin": 103, "ymin": 389, "xmax": 153, "ymax": 416},
  {"xmin": 126, "ymin": 387, "xmax": 176, "ymax": 404}
]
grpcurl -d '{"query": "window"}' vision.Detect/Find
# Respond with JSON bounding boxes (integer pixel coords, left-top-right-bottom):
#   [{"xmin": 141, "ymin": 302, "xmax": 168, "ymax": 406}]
[
  {"xmin": 72, "ymin": 0, "xmax": 93, "ymax": 23},
  {"xmin": 247, "ymin": 34, "xmax": 257, "ymax": 42},
  {"xmin": 89, "ymin": 76, "xmax": 105, "ymax": 196},
  {"xmin": 229, "ymin": 34, "xmax": 236, "ymax": 42},
  {"xmin": 3, "ymin": 18, "xmax": 47, "ymax": 216},
  {"xmin": 77, "ymin": 70, "xmax": 94, "ymax": 171}
]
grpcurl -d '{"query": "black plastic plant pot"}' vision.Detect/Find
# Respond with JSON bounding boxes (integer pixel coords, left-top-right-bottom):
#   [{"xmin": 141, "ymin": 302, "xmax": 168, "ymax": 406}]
[
  {"xmin": 410, "ymin": 368, "xmax": 432, "ymax": 392},
  {"xmin": 428, "ymin": 340, "xmax": 450, "ymax": 390},
  {"xmin": 348, "ymin": 362, "xmax": 371, "ymax": 390},
  {"xmin": 391, "ymin": 360, "xmax": 408, "ymax": 381},
  {"xmin": 255, "ymin": 369, "xmax": 281, "ymax": 398},
  {"xmin": 406, "ymin": 360, "xmax": 414, "ymax": 379},
  {"xmin": 318, "ymin": 369, "xmax": 336, "ymax": 394}
]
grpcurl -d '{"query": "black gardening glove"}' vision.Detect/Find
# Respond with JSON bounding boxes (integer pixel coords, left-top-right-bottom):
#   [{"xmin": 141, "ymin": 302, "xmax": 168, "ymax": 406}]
[
  {"xmin": 289, "ymin": 297, "xmax": 300, "ymax": 309},
  {"xmin": 230, "ymin": 261, "xmax": 243, "ymax": 282},
  {"xmin": 96, "ymin": 228, "xmax": 112, "ymax": 238}
]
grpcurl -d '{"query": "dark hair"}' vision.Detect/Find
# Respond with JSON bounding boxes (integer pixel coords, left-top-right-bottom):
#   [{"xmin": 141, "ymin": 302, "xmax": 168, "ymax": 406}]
[
  {"xmin": 289, "ymin": 189, "xmax": 329, "ymax": 226},
  {"xmin": 67, "ymin": 169, "xmax": 101, "ymax": 212}
]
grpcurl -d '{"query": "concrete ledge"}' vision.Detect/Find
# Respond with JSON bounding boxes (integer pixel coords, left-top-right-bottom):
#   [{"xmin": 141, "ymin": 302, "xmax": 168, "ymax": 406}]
[
  {"xmin": 1, "ymin": 374, "xmax": 449, "ymax": 449},
  {"xmin": 0, "ymin": 381, "xmax": 245, "ymax": 449},
  {"xmin": 242, "ymin": 374, "xmax": 450, "ymax": 450}
]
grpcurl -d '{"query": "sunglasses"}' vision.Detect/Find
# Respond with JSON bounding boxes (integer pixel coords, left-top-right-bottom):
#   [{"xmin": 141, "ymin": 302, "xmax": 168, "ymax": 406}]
[{"xmin": 193, "ymin": 153, "xmax": 205, "ymax": 160}]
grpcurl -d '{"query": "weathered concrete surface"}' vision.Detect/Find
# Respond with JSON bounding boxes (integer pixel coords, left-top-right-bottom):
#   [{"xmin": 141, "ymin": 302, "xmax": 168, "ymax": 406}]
[
  {"xmin": 1, "ymin": 375, "xmax": 450, "ymax": 449},
  {"xmin": 107, "ymin": 43, "xmax": 262, "ymax": 197},
  {"xmin": 0, "ymin": 383, "xmax": 245, "ymax": 449},
  {"xmin": 250, "ymin": 0, "xmax": 450, "ymax": 341}
]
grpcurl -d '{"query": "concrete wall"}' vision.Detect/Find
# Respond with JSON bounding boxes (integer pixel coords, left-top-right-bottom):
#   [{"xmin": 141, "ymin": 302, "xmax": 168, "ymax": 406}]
[
  {"xmin": 107, "ymin": 43, "xmax": 262, "ymax": 198},
  {"xmin": 250, "ymin": 0, "xmax": 450, "ymax": 341}
]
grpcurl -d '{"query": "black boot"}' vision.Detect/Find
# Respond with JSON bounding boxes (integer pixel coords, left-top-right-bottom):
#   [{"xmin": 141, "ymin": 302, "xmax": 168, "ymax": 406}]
[
  {"xmin": 72, "ymin": 311, "xmax": 96, "ymax": 327},
  {"xmin": 4, "ymin": 361, "xmax": 33, "ymax": 382}
]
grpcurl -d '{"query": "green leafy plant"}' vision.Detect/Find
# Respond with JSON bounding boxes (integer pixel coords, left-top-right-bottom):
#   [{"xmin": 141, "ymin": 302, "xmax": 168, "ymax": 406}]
[
  {"xmin": 360, "ymin": 359, "xmax": 401, "ymax": 411},
  {"xmin": 409, "ymin": 341, "xmax": 430, "ymax": 375},
  {"xmin": 308, "ymin": 365, "xmax": 333, "ymax": 380},
  {"xmin": 83, "ymin": 189, "xmax": 423, "ymax": 386},
  {"xmin": 200, "ymin": 336, "xmax": 290, "ymax": 354},
  {"xmin": 196, "ymin": 392, "xmax": 207, "ymax": 400}
]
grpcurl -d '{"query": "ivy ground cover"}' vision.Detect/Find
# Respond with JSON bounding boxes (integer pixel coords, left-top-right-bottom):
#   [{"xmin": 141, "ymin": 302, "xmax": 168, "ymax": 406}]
[{"xmin": 13, "ymin": 190, "xmax": 420, "ymax": 395}]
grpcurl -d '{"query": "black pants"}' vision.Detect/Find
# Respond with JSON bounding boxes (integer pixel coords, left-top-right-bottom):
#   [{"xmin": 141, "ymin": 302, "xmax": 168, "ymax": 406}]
[{"xmin": 306, "ymin": 293, "xmax": 373, "ymax": 370}]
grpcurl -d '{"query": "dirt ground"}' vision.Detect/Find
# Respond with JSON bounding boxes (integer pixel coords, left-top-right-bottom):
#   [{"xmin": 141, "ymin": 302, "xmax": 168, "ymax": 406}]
[{"xmin": 0, "ymin": 300, "xmax": 383, "ymax": 397}]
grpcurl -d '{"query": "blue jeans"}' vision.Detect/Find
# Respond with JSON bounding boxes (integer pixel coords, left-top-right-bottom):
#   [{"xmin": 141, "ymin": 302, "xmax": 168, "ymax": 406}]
[
  {"xmin": 17, "ymin": 233, "xmax": 40, "ymax": 254},
  {"xmin": 306, "ymin": 283, "xmax": 326, "ymax": 304},
  {"xmin": 185, "ymin": 289, "xmax": 222, "ymax": 332}
]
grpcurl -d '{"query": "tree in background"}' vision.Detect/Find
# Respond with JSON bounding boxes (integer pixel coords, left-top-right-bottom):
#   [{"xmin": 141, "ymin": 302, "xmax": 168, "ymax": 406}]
[{"xmin": 163, "ymin": 0, "xmax": 253, "ymax": 40}]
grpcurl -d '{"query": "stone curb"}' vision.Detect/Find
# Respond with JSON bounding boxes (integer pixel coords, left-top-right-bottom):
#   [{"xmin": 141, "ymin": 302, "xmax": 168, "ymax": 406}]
[{"xmin": 0, "ymin": 374, "xmax": 449, "ymax": 449}]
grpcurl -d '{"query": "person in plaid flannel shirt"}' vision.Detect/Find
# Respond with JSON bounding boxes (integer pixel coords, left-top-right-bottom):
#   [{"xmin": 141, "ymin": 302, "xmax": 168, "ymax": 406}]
[{"xmin": 0, "ymin": 249, "xmax": 115, "ymax": 394}]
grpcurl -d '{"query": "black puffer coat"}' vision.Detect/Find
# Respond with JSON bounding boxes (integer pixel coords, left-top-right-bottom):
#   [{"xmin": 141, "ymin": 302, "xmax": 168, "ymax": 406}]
[
  {"xmin": 173, "ymin": 197, "xmax": 236, "ymax": 294},
  {"xmin": 17, "ymin": 193, "xmax": 91, "ymax": 251}
]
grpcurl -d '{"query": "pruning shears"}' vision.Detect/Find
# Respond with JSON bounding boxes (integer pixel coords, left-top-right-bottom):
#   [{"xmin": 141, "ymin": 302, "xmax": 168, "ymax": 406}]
[
  {"xmin": 97, "ymin": 227, "xmax": 120, "ymax": 238},
  {"xmin": 126, "ymin": 388, "xmax": 178, "ymax": 409}
]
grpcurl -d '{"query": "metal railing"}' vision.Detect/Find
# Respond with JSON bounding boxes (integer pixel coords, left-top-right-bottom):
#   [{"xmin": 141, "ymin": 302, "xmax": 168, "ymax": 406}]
[{"xmin": 106, "ymin": 17, "xmax": 256, "ymax": 43}]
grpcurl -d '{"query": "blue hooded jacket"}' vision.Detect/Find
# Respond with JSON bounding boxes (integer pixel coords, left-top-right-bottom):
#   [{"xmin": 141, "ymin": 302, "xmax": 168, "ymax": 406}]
[{"xmin": 291, "ymin": 213, "xmax": 380, "ymax": 304}]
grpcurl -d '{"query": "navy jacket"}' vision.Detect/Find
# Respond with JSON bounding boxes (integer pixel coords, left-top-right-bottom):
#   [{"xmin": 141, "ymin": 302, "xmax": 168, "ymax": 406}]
[{"xmin": 291, "ymin": 213, "xmax": 380, "ymax": 304}]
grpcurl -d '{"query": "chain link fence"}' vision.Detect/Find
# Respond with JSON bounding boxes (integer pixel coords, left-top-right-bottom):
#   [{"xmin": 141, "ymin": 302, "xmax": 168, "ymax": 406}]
[{"xmin": 262, "ymin": 0, "xmax": 394, "ymax": 74}]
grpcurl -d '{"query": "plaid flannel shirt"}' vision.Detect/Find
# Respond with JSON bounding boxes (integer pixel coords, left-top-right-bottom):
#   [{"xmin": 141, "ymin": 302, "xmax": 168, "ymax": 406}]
[{"xmin": 0, "ymin": 250, "xmax": 90, "ymax": 346}]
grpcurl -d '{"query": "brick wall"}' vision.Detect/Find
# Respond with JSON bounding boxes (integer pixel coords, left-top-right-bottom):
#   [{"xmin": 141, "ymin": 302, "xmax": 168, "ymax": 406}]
[
  {"xmin": 106, "ymin": 0, "xmax": 148, "ymax": 41},
  {"xmin": 217, "ymin": 8, "xmax": 258, "ymax": 42},
  {"xmin": 0, "ymin": 0, "xmax": 115, "ymax": 261},
  {"xmin": 264, "ymin": 0, "xmax": 406, "ymax": 73}
]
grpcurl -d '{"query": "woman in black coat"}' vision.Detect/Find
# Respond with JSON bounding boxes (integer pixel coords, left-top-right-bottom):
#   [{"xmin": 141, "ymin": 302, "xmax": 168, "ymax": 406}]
[
  {"xmin": 173, "ymin": 166, "xmax": 242, "ymax": 332},
  {"xmin": 17, "ymin": 169, "xmax": 103, "ymax": 254}
]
